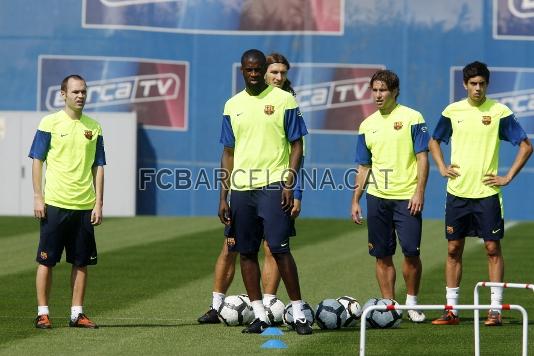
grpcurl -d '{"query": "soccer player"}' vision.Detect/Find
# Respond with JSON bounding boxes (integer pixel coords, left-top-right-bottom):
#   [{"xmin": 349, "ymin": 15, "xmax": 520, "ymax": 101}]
[
  {"xmin": 29, "ymin": 75, "xmax": 106, "ymax": 329},
  {"xmin": 351, "ymin": 69, "xmax": 429, "ymax": 323},
  {"xmin": 430, "ymin": 61, "xmax": 532, "ymax": 326},
  {"xmin": 198, "ymin": 53, "xmax": 303, "ymax": 324},
  {"xmin": 218, "ymin": 49, "xmax": 311, "ymax": 334}
]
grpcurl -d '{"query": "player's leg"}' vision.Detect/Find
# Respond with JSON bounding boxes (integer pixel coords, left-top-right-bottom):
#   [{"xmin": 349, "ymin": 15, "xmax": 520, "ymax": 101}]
[
  {"xmin": 260, "ymin": 183, "xmax": 311, "ymax": 335},
  {"xmin": 393, "ymin": 199, "xmax": 425, "ymax": 322},
  {"xmin": 198, "ymin": 237, "xmax": 238, "ymax": 324},
  {"xmin": 375, "ymin": 256, "xmax": 396, "ymax": 299},
  {"xmin": 261, "ymin": 240, "xmax": 281, "ymax": 301},
  {"xmin": 34, "ymin": 204, "xmax": 65, "ymax": 329},
  {"xmin": 476, "ymin": 194, "xmax": 505, "ymax": 326},
  {"xmin": 66, "ymin": 209, "xmax": 98, "ymax": 328},
  {"xmin": 230, "ymin": 189, "xmax": 269, "ymax": 333},
  {"xmin": 366, "ymin": 194, "xmax": 396, "ymax": 298},
  {"xmin": 433, "ymin": 193, "xmax": 470, "ymax": 325}
]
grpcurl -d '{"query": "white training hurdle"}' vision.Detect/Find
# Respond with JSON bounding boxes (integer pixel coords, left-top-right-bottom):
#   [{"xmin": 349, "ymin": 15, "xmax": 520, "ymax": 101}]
[
  {"xmin": 473, "ymin": 282, "xmax": 534, "ymax": 356},
  {"xmin": 359, "ymin": 304, "xmax": 529, "ymax": 356}
]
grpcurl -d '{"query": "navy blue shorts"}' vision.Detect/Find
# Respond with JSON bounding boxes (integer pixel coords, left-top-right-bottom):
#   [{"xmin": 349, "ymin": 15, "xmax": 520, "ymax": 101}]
[
  {"xmin": 228, "ymin": 183, "xmax": 293, "ymax": 254},
  {"xmin": 445, "ymin": 193, "xmax": 504, "ymax": 241},
  {"xmin": 366, "ymin": 194, "xmax": 422, "ymax": 258},
  {"xmin": 36, "ymin": 205, "xmax": 98, "ymax": 267}
]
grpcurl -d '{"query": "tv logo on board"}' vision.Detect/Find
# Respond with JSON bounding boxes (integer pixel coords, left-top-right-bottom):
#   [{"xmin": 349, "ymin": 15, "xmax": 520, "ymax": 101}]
[
  {"xmin": 507, "ymin": 0, "xmax": 534, "ymax": 18},
  {"xmin": 494, "ymin": 0, "xmax": 534, "ymax": 39},
  {"xmin": 451, "ymin": 66, "xmax": 534, "ymax": 135},
  {"xmin": 295, "ymin": 77, "xmax": 372, "ymax": 112},
  {"xmin": 38, "ymin": 55, "xmax": 189, "ymax": 130},
  {"xmin": 45, "ymin": 73, "xmax": 180, "ymax": 111}
]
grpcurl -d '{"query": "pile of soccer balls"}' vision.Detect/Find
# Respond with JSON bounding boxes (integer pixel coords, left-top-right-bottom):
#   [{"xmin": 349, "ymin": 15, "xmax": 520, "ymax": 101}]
[{"xmin": 217, "ymin": 294, "xmax": 401, "ymax": 329}]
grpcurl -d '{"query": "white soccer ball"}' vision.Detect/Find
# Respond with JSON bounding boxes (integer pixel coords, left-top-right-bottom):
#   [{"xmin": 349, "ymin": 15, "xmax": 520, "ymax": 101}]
[
  {"xmin": 315, "ymin": 299, "xmax": 347, "ymax": 330},
  {"xmin": 363, "ymin": 298, "xmax": 402, "ymax": 329},
  {"xmin": 264, "ymin": 298, "xmax": 285, "ymax": 325},
  {"xmin": 283, "ymin": 301, "xmax": 315, "ymax": 326},
  {"xmin": 336, "ymin": 296, "xmax": 362, "ymax": 327},
  {"xmin": 217, "ymin": 295, "xmax": 254, "ymax": 326}
]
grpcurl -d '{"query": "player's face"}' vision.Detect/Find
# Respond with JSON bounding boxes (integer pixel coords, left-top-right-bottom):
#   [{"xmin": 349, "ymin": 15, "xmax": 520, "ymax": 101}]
[
  {"xmin": 241, "ymin": 58, "xmax": 266, "ymax": 92},
  {"xmin": 464, "ymin": 76, "xmax": 487, "ymax": 105},
  {"xmin": 371, "ymin": 80, "xmax": 397, "ymax": 113},
  {"xmin": 265, "ymin": 63, "xmax": 288, "ymax": 88},
  {"xmin": 61, "ymin": 78, "xmax": 87, "ymax": 113}
]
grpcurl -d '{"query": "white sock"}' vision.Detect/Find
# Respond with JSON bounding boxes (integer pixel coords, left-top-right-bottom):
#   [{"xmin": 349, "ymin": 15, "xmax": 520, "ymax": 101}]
[
  {"xmin": 263, "ymin": 294, "xmax": 276, "ymax": 305},
  {"xmin": 71, "ymin": 306, "xmax": 83, "ymax": 321},
  {"xmin": 405, "ymin": 294, "xmax": 418, "ymax": 306},
  {"xmin": 212, "ymin": 292, "xmax": 225, "ymax": 311},
  {"xmin": 251, "ymin": 300, "xmax": 268, "ymax": 323},
  {"xmin": 490, "ymin": 286, "xmax": 503, "ymax": 313},
  {"xmin": 446, "ymin": 287, "xmax": 460, "ymax": 315},
  {"xmin": 291, "ymin": 300, "xmax": 305, "ymax": 321},
  {"xmin": 38, "ymin": 306, "xmax": 49, "ymax": 316}
]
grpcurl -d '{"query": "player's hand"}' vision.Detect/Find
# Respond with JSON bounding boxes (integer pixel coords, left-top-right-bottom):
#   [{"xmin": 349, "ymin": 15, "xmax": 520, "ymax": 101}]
[
  {"xmin": 351, "ymin": 201, "xmax": 363, "ymax": 225},
  {"xmin": 218, "ymin": 200, "xmax": 231, "ymax": 225},
  {"xmin": 91, "ymin": 205, "xmax": 103, "ymax": 225},
  {"xmin": 281, "ymin": 188, "xmax": 294, "ymax": 213},
  {"xmin": 290, "ymin": 199, "xmax": 301, "ymax": 219},
  {"xmin": 439, "ymin": 164, "xmax": 460, "ymax": 179},
  {"xmin": 34, "ymin": 195, "xmax": 46, "ymax": 219},
  {"xmin": 407, "ymin": 191, "xmax": 424, "ymax": 215},
  {"xmin": 482, "ymin": 174, "xmax": 511, "ymax": 187}
]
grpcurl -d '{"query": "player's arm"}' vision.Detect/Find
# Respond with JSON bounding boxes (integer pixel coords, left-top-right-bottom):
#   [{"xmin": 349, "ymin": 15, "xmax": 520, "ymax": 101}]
[
  {"xmin": 408, "ymin": 120, "xmax": 430, "ymax": 214},
  {"xmin": 32, "ymin": 159, "xmax": 46, "ymax": 219},
  {"xmin": 408, "ymin": 151, "xmax": 429, "ymax": 215},
  {"xmin": 283, "ymin": 138, "xmax": 303, "ymax": 213},
  {"xmin": 91, "ymin": 166, "xmax": 104, "ymax": 225},
  {"xmin": 483, "ymin": 138, "xmax": 533, "ymax": 187},
  {"xmin": 429, "ymin": 114, "xmax": 459, "ymax": 178},
  {"xmin": 219, "ymin": 147, "xmax": 234, "ymax": 225},
  {"xmin": 351, "ymin": 164, "xmax": 370, "ymax": 224},
  {"xmin": 291, "ymin": 155, "xmax": 305, "ymax": 219}
]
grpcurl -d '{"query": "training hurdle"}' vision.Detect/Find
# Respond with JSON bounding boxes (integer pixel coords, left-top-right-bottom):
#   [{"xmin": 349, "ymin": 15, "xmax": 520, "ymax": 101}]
[
  {"xmin": 359, "ymin": 304, "xmax": 528, "ymax": 356},
  {"xmin": 474, "ymin": 282, "xmax": 534, "ymax": 356}
]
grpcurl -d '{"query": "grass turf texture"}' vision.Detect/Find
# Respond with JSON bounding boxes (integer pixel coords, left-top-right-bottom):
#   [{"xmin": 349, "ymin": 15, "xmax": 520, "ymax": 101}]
[{"xmin": 0, "ymin": 217, "xmax": 533, "ymax": 355}]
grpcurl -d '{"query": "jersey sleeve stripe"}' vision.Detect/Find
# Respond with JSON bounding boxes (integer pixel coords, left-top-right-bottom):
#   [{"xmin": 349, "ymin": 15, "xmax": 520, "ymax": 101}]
[
  {"xmin": 284, "ymin": 107, "xmax": 308, "ymax": 142},
  {"xmin": 219, "ymin": 115, "xmax": 235, "ymax": 147},
  {"xmin": 499, "ymin": 114, "xmax": 527, "ymax": 146},
  {"xmin": 411, "ymin": 122, "xmax": 430, "ymax": 154},
  {"xmin": 355, "ymin": 133, "xmax": 372, "ymax": 165},
  {"xmin": 28, "ymin": 130, "xmax": 51, "ymax": 161},
  {"xmin": 432, "ymin": 115, "xmax": 452, "ymax": 144},
  {"xmin": 93, "ymin": 135, "xmax": 106, "ymax": 166}
]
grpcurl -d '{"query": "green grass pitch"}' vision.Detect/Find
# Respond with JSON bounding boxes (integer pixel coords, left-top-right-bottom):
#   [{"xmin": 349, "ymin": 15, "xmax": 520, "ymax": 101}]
[{"xmin": 0, "ymin": 217, "xmax": 533, "ymax": 355}]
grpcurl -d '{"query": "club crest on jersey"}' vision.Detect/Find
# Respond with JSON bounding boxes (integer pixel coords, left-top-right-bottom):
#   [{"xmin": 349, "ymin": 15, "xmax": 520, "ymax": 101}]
[
  {"xmin": 393, "ymin": 121, "xmax": 403, "ymax": 130},
  {"xmin": 264, "ymin": 105, "xmax": 275, "ymax": 115},
  {"xmin": 84, "ymin": 130, "xmax": 93, "ymax": 140},
  {"xmin": 482, "ymin": 116, "xmax": 491, "ymax": 125}
]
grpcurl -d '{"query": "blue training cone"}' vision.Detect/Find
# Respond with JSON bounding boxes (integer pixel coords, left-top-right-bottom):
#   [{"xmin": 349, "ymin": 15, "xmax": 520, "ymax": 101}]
[
  {"xmin": 261, "ymin": 339, "xmax": 288, "ymax": 349},
  {"xmin": 261, "ymin": 327, "xmax": 284, "ymax": 336}
]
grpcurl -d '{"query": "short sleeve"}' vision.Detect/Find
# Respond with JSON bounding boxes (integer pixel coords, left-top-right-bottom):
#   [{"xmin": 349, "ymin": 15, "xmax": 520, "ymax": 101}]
[
  {"xmin": 355, "ymin": 134, "xmax": 372, "ymax": 165},
  {"xmin": 499, "ymin": 114, "xmax": 527, "ymax": 146},
  {"xmin": 432, "ymin": 115, "xmax": 453, "ymax": 144},
  {"xmin": 219, "ymin": 115, "xmax": 235, "ymax": 147}
]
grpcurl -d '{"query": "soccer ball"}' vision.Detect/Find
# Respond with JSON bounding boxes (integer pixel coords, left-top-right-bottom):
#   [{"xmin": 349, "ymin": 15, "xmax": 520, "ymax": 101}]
[
  {"xmin": 336, "ymin": 296, "xmax": 362, "ymax": 327},
  {"xmin": 217, "ymin": 295, "xmax": 254, "ymax": 326},
  {"xmin": 315, "ymin": 299, "xmax": 347, "ymax": 330},
  {"xmin": 264, "ymin": 298, "xmax": 285, "ymax": 325},
  {"xmin": 363, "ymin": 298, "xmax": 402, "ymax": 329},
  {"xmin": 283, "ymin": 301, "xmax": 315, "ymax": 326},
  {"xmin": 239, "ymin": 294, "xmax": 251, "ymax": 305}
]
